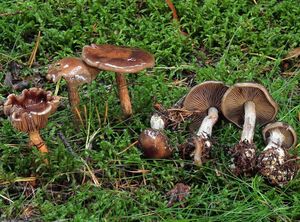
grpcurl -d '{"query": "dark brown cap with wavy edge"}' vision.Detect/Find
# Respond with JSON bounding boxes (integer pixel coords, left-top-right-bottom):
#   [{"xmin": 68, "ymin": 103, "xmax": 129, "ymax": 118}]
[
  {"xmin": 263, "ymin": 122, "xmax": 297, "ymax": 149},
  {"xmin": 82, "ymin": 44, "xmax": 155, "ymax": 73},
  {"xmin": 138, "ymin": 128, "xmax": 172, "ymax": 159},
  {"xmin": 221, "ymin": 83, "xmax": 278, "ymax": 128},
  {"xmin": 183, "ymin": 81, "xmax": 228, "ymax": 130},
  {"xmin": 4, "ymin": 88, "xmax": 60, "ymax": 132},
  {"xmin": 47, "ymin": 57, "xmax": 100, "ymax": 86}
]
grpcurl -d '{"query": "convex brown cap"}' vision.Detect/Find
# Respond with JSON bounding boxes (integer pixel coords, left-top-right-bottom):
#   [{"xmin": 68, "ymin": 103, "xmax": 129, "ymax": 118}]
[
  {"xmin": 82, "ymin": 44, "xmax": 155, "ymax": 73},
  {"xmin": 47, "ymin": 57, "xmax": 99, "ymax": 86},
  {"xmin": 138, "ymin": 128, "xmax": 172, "ymax": 159},
  {"xmin": 263, "ymin": 122, "xmax": 297, "ymax": 149},
  {"xmin": 183, "ymin": 81, "xmax": 228, "ymax": 130},
  {"xmin": 221, "ymin": 83, "xmax": 278, "ymax": 128},
  {"xmin": 4, "ymin": 88, "xmax": 60, "ymax": 132}
]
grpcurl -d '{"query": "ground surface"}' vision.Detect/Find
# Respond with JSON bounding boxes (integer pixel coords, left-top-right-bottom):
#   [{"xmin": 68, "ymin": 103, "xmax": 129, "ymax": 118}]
[{"xmin": 0, "ymin": 0, "xmax": 299, "ymax": 221}]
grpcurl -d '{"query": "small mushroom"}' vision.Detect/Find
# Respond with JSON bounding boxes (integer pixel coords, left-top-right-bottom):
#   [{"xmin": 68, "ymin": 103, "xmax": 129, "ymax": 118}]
[
  {"xmin": 4, "ymin": 88, "xmax": 60, "ymax": 162},
  {"xmin": 221, "ymin": 83, "xmax": 278, "ymax": 176},
  {"xmin": 47, "ymin": 57, "xmax": 100, "ymax": 125},
  {"xmin": 257, "ymin": 122, "xmax": 298, "ymax": 186},
  {"xmin": 82, "ymin": 44, "xmax": 155, "ymax": 118},
  {"xmin": 179, "ymin": 81, "xmax": 228, "ymax": 165},
  {"xmin": 138, "ymin": 128, "xmax": 172, "ymax": 159}
]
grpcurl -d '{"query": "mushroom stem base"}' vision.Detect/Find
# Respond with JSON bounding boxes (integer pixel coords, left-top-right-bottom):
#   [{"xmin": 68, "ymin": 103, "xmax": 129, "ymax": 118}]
[
  {"xmin": 116, "ymin": 73, "xmax": 132, "ymax": 118},
  {"xmin": 230, "ymin": 141, "xmax": 256, "ymax": 176},
  {"xmin": 29, "ymin": 131, "xmax": 49, "ymax": 164}
]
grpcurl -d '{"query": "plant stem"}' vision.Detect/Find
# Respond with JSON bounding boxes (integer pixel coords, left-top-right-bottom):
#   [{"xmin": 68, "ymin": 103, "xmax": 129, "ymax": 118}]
[
  {"xmin": 241, "ymin": 101, "xmax": 256, "ymax": 143},
  {"xmin": 116, "ymin": 72, "xmax": 132, "ymax": 118}
]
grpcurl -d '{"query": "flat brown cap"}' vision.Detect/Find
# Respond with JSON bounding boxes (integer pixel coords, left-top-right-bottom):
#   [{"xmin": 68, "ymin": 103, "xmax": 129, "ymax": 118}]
[
  {"xmin": 263, "ymin": 122, "xmax": 297, "ymax": 149},
  {"xmin": 221, "ymin": 83, "xmax": 278, "ymax": 128},
  {"xmin": 82, "ymin": 44, "xmax": 155, "ymax": 73},
  {"xmin": 4, "ymin": 88, "xmax": 60, "ymax": 132},
  {"xmin": 183, "ymin": 81, "xmax": 228, "ymax": 130},
  {"xmin": 47, "ymin": 57, "xmax": 99, "ymax": 86}
]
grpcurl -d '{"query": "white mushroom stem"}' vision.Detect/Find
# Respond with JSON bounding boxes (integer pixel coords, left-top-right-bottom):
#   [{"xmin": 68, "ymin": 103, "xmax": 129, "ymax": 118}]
[
  {"xmin": 241, "ymin": 101, "xmax": 256, "ymax": 143},
  {"xmin": 264, "ymin": 129, "xmax": 285, "ymax": 151},
  {"xmin": 194, "ymin": 107, "xmax": 218, "ymax": 166},
  {"xmin": 263, "ymin": 129, "xmax": 286, "ymax": 165},
  {"xmin": 150, "ymin": 113, "xmax": 165, "ymax": 130},
  {"xmin": 196, "ymin": 107, "xmax": 219, "ymax": 138}
]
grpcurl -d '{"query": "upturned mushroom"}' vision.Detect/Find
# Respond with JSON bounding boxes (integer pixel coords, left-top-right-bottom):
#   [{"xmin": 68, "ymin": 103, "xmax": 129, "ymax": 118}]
[
  {"xmin": 179, "ymin": 81, "xmax": 228, "ymax": 165},
  {"xmin": 4, "ymin": 88, "xmax": 60, "ymax": 162},
  {"xmin": 47, "ymin": 57, "xmax": 100, "ymax": 125},
  {"xmin": 82, "ymin": 44, "xmax": 155, "ymax": 118},
  {"xmin": 138, "ymin": 128, "xmax": 172, "ymax": 159},
  {"xmin": 221, "ymin": 83, "xmax": 278, "ymax": 176},
  {"xmin": 257, "ymin": 122, "xmax": 298, "ymax": 186}
]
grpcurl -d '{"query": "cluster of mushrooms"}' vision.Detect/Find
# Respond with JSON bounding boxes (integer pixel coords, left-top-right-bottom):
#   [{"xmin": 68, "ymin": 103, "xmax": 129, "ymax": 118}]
[
  {"xmin": 3, "ymin": 44, "xmax": 154, "ymax": 162},
  {"xmin": 138, "ymin": 81, "xmax": 298, "ymax": 186},
  {"xmin": 2, "ymin": 44, "xmax": 298, "ymax": 187}
]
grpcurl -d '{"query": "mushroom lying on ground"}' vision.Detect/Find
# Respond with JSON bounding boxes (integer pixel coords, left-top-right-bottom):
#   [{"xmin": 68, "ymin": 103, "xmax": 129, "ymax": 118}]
[
  {"xmin": 138, "ymin": 128, "xmax": 172, "ymax": 159},
  {"xmin": 257, "ymin": 122, "xmax": 298, "ymax": 186},
  {"xmin": 179, "ymin": 81, "xmax": 228, "ymax": 165},
  {"xmin": 221, "ymin": 83, "xmax": 278, "ymax": 176},
  {"xmin": 4, "ymin": 88, "xmax": 60, "ymax": 163},
  {"xmin": 82, "ymin": 44, "xmax": 155, "ymax": 118},
  {"xmin": 47, "ymin": 57, "xmax": 100, "ymax": 125}
]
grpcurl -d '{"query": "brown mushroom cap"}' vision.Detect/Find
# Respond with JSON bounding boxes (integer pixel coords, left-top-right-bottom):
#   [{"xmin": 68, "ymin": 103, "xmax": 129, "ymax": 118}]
[
  {"xmin": 263, "ymin": 122, "xmax": 297, "ymax": 149},
  {"xmin": 4, "ymin": 88, "xmax": 60, "ymax": 132},
  {"xmin": 138, "ymin": 128, "xmax": 172, "ymax": 158},
  {"xmin": 47, "ymin": 57, "xmax": 99, "ymax": 86},
  {"xmin": 183, "ymin": 81, "xmax": 228, "ymax": 130},
  {"xmin": 82, "ymin": 44, "xmax": 155, "ymax": 73},
  {"xmin": 221, "ymin": 83, "xmax": 278, "ymax": 128}
]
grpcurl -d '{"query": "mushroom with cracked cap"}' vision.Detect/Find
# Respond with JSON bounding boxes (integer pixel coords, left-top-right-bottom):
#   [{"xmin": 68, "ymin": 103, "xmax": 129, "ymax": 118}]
[
  {"xmin": 257, "ymin": 122, "xmax": 298, "ymax": 186},
  {"xmin": 47, "ymin": 57, "xmax": 100, "ymax": 125},
  {"xmin": 82, "ymin": 44, "xmax": 155, "ymax": 118},
  {"xmin": 4, "ymin": 88, "xmax": 60, "ymax": 163},
  {"xmin": 179, "ymin": 81, "xmax": 228, "ymax": 165},
  {"xmin": 221, "ymin": 82, "xmax": 278, "ymax": 176}
]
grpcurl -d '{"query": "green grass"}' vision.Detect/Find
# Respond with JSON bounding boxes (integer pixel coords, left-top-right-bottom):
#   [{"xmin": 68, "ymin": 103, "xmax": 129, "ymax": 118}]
[{"xmin": 0, "ymin": 0, "xmax": 299, "ymax": 221}]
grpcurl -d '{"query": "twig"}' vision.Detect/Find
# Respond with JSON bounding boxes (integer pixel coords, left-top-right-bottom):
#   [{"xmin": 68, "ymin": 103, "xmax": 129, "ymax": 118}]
[
  {"xmin": 57, "ymin": 131, "xmax": 101, "ymax": 187},
  {"xmin": 165, "ymin": 0, "xmax": 178, "ymax": 20},
  {"xmin": 117, "ymin": 141, "xmax": 138, "ymax": 155},
  {"xmin": 28, "ymin": 31, "xmax": 41, "ymax": 68},
  {"xmin": 0, "ymin": 194, "xmax": 13, "ymax": 203}
]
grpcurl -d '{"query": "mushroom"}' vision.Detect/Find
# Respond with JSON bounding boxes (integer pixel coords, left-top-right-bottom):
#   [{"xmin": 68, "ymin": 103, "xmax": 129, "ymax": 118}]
[
  {"xmin": 221, "ymin": 83, "xmax": 278, "ymax": 176},
  {"xmin": 47, "ymin": 57, "xmax": 100, "ymax": 125},
  {"xmin": 179, "ymin": 81, "xmax": 228, "ymax": 165},
  {"xmin": 257, "ymin": 122, "xmax": 298, "ymax": 186},
  {"xmin": 4, "ymin": 88, "xmax": 60, "ymax": 162},
  {"xmin": 138, "ymin": 128, "xmax": 172, "ymax": 159},
  {"xmin": 82, "ymin": 44, "xmax": 155, "ymax": 117}
]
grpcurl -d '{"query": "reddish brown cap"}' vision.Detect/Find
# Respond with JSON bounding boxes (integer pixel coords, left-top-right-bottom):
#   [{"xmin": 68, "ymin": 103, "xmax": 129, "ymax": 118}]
[
  {"xmin": 263, "ymin": 122, "xmax": 297, "ymax": 149},
  {"xmin": 82, "ymin": 44, "xmax": 155, "ymax": 73},
  {"xmin": 4, "ymin": 88, "xmax": 60, "ymax": 132},
  {"xmin": 138, "ymin": 128, "xmax": 172, "ymax": 159},
  {"xmin": 221, "ymin": 83, "xmax": 278, "ymax": 128},
  {"xmin": 183, "ymin": 81, "xmax": 228, "ymax": 130},
  {"xmin": 47, "ymin": 57, "xmax": 100, "ymax": 86}
]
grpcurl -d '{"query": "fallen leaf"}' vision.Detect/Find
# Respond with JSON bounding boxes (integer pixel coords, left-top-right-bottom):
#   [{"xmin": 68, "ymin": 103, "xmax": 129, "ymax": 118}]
[
  {"xmin": 282, "ymin": 47, "xmax": 300, "ymax": 61},
  {"xmin": 166, "ymin": 183, "xmax": 190, "ymax": 207}
]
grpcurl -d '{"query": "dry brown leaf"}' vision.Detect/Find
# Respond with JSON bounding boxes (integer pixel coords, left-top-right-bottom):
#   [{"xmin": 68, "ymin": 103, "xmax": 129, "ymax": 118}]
[
  {"xmin": 282, "ymin": 47, "xmax": 300, "ymax": 61},
  {"xmin": 167, "ymin": 183, "xmax": 190, "ymax": 207}
]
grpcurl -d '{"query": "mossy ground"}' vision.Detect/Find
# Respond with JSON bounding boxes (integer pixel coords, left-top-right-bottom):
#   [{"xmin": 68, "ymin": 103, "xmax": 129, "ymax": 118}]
[{"xmin": 0, "ymin": 0, "xmax": 299, "ymax": 221}]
